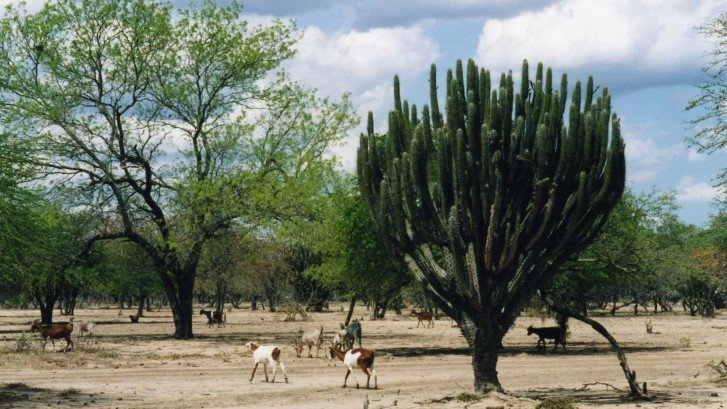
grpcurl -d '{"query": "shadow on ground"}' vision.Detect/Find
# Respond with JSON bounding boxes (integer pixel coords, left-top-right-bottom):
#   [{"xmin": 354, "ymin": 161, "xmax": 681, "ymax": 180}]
[
  {"xmin": 0, "ymin": 383, "xmax": 117, "ymax": 408},
  {"xmin": 517, "ymin": 387, "xmax": 723, "ymax": 406}
]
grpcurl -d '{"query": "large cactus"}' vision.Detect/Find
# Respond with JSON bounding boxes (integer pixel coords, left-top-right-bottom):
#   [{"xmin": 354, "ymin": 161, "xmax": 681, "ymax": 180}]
[{"xmin": 357, "ymin": 59, "xmax": 625, "ymax": 392}]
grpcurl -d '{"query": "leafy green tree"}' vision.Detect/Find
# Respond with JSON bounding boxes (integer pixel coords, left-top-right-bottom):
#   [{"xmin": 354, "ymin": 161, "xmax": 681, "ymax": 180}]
[
  {"xmin": 307, "ymin": 179, "xmax": 410, "ymax": 322},
  {"xmin": 0, "ymin": 0, "xmax": 354, "ymax": 338},
  {"xmin": 357, "ymin": 59, "xmax": 625, "ymax": 392},
  {"xmin": 547, "ymin": 190, "xmax": 684, "ymax": 316},
  {"xmin": 688, "ymin": 12, "xmax": 727, "ymax": 187},
  {"xmin": 96, "ymin": 239, "xmax": 161, "ymax": 318},
  {"xmin": 1, "ymin": 199, "xmax": 98, "ymax": 323}
]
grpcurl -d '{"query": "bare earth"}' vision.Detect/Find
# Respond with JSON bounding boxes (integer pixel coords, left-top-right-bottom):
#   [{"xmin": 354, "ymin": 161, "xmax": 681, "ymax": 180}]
[{"xmin": 1, "ymin": 305, "xmax": 726, "ymax": 408}]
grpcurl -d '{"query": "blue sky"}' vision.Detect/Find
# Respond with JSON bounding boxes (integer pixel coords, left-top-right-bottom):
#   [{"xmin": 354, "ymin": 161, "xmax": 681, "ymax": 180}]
[{"xmin": 7, "ymin": 0, "xmax": 726, "ymax": 225}]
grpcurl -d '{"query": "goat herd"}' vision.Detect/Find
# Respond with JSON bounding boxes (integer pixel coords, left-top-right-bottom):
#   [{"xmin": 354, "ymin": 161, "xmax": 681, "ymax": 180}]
[{"xmin": 25, "ymin": 308, "xmax": 565, "ymax": 391}]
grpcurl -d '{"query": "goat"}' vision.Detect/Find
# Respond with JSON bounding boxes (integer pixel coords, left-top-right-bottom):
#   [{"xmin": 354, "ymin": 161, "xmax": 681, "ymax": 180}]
[
  {"xmin": 69, "ymin": 317, "xmax": 95, "ymax": 337},
  {"xmin": 339, "ymin": 321, "xmax": 362, "ymax": 349},
  {"xmin": 332, "ymin": 329, "xmax": 347, "ymax": 350},
  {"xmin": 242, "ymin": 342, "xmax": 288, "ymax": 384},
  {"xmin": 30, "ymin": 319, "xmax": 74, "ymax": 351},
  {"xmin": 129, "ymin": 314, "xmax": 140, "ymax": 323},
  {"xmin": 328, "ymin": 346, "xmax": 377, "ymax": 389},
  {"xmin": 409, "ymin": 309, "xmax": 433, "ymax": 328},
  {"xmin": 199, "ymin": 309, "xmax": 226, "ymax": 328},
  {"xmin": 293, "ymin": 325, "xmax": 323, "ymax": 358},
  {"xmin": 527, "ymin": 325, "xmax": 566, "ymax": 351}
]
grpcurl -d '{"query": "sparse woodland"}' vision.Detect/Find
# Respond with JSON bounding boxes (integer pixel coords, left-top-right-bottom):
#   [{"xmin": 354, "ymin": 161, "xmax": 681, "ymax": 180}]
[{"xmin": 0, "ymin": 1, "xmax": 725, "ymax": 406}]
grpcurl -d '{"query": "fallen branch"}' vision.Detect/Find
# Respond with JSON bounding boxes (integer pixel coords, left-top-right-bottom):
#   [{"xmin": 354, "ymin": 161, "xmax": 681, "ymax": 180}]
[
  {"xmin": 541, "ymin": 293, "xmax": 649, "ymax": 399},
  {"xmin": 576, "ymin": 382, "xmax": 623, "ymax": 392}
]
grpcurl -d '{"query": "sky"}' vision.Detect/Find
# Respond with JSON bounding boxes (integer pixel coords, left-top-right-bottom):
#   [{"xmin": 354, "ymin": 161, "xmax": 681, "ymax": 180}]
[{"xmin": 5, "ymin": 0, "xmax": 726, "ymax": 225}]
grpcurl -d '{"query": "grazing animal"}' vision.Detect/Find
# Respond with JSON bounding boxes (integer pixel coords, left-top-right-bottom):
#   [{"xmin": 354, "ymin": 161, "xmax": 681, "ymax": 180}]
[
  {"xmin": 199, "ymin": 309, "xmax": 226, "ymax": 328},
  {"xmin": 339, "ymin": 321, "xmax": 362, "ymax": 349},
  {"xmin": 242, "ymin": 342, "xmax": 288, "ymax": 384},
  {"xmin": 293, "ymin": 326, "xmax": 324, "ymax": 358},
  {"xmin": 332, "ymin": 329, "xmax": 347, "ymax": 350},
  {"xmin": 328, "ymin": 346, "xmax": 377, "ymax": 389},
  {"xmin": 129, "ymin": 314, "xmax": 140, "ymax": 323},
  {"xmin": 409, "ymin": 309, "xmax": 434, "ymax": 328},
  {"xmin": 527, "ymin": 325, "xmax": 566, "ymax": 350},
  {"xmin": 30, "ymin": 319, "xmax": 74, "ymax": 351},
  {"xmin": 69, "ymin": 317, "xmax": 95, "ymax": 337}
]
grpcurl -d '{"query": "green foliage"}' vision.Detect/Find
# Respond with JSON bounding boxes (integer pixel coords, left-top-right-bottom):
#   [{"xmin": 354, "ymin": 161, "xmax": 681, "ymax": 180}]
[
  {"xmin": 0, "ymin": 0, "xmax": 355, "ymax": 336},
  {"xmin": 687, "ymin": 12, "xmax": 727, "ymax": 187},
  {"xmin": 547, "ymin": 189, "xmax": 689, "ymax": 314},
  {"xmin": 535, "ymin": 396, "xmax": 578, "ymax": 409},
  {"xmin": 14, "ymin": 332, "xmax": 39, "ymax": 353},
  {"xmin": 306, "ymin": 178, "xmax": 410, "ymax": 317}
]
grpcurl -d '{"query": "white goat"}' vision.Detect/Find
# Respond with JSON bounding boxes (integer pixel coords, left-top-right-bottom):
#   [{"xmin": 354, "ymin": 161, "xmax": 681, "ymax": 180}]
[
  {"xmin": 69, "ymin": 317, "xmax": 96, "ymax": 337},
  {"xmin": 294, "ymin": 325, "xmax": 324, "ymax": 358},
  {"xmin": 242, "ymin": 342, "xmax": 288, "ymax": 384}
]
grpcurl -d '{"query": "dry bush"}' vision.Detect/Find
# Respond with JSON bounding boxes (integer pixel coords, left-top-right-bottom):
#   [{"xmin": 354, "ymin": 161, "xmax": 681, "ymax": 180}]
[
  {"xmin": 679, "ymin": 337, "xmax": 691, "ymax": 349},
  {"xmin": 455, "ymin": 392, "xmax": 482, "ymax": 402},
  {"xmin": 708, "ymin": 359, "xmax": 727, "ymax": 384}
]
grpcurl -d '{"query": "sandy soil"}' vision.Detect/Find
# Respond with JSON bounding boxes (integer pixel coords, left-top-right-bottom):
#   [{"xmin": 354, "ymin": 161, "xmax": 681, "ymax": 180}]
[{"xmin": 0, "ymin": 304, "xmax": 726, "ymax": 408}]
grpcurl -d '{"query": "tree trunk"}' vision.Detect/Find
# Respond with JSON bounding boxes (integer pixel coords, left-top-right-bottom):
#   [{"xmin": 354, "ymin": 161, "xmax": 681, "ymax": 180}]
[
  {"xmin": 36, "ymin": 292, "xmax": 58, "ymax": 325},
  {"xmin": 344, "ymin": 297, "xmax": 357, "ymax": 326},
  {"xmin": 460, "ymin": 315, "xmax": 504, "ymax": 393},
  {"xmin": 137, "ymin": 294, "xmax": 147, "ymax": 318},
  {"xmin": 146, "ymin": 296, "xmax": 152, "ymax": 312},
  {"xmin": 251, "ymin": 296, "xmax": 258, "ymax": 311},
  {"xmin": 160, "ymin": 270, "xmax": 195, "ymax": 340},
  {"xmin": 39, "ymin": 302, "xmax": 54, "ymax": 325},
  {"xmin": 215, "ymin": 279, "xmax": 226, "ymax": 314}
]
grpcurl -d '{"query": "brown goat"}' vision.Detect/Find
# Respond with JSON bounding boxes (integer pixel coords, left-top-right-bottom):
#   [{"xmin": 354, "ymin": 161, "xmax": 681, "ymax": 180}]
[
  {"xmin": 409, "ymin": 309, "xmax": 433, "ymax": 328},
  {"xmin": 30, "ymin": 319, "xmax": 74, "ymax": 351}
]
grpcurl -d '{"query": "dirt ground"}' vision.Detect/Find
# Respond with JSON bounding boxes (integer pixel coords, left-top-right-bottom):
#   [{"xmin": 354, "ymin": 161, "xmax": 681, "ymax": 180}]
[{"xmin": 0, "ymin": 304, "xmax": 726, "ymax": 409}]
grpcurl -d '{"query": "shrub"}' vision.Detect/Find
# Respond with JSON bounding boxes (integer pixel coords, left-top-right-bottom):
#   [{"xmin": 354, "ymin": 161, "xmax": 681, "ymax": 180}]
[
  {"xmin": 535, "ymin": 396, "xmax": 578, "ymax": 409},
  {"xmin": 679, "ymin": 337, "xmax": 691, "ymax": 349},
  {"xmin": 708, "ymin": 359, "xmax": 727, "ymax": 384},
  {"xmin": 455, "ymin": 392, "xmax": 482, "ymax": 403},
  {"xmin": 15, "ymin": 332, "xmax": 38, "ymax": 352}
]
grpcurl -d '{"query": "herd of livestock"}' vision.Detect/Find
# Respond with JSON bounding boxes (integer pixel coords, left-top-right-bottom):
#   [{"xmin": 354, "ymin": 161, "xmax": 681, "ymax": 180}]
[{"xmin": 25, "ymin": 307, "xmax": 565, "ymax": 390}]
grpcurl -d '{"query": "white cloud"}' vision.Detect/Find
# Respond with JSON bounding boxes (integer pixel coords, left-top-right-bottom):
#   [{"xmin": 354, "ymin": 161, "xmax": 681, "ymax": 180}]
[
  {"xmin": 289, "ymin": 25, "xmax": 439, "ymax": 96},
  {"xmin": 475, "ymin": 0, "xmax": 723, "ymax": 90},
  {"xmin": 686, "ymin": 148, "xmax": 707, "ymax": 162},
  {"xmin": 287, "ymin": 25, "xmax": 439, "ymax": 171},
  {"xmin": 676, "ymin": 176, "xmax": 725, "ymax": 203},
  {"xmin": 622, "ymin": 125, "xmax": 682, "ymax": 183}
]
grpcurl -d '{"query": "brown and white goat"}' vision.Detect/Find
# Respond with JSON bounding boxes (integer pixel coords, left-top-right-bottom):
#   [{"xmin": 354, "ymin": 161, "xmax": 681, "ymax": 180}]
[
  {"xmin": 242, "ymin": 342, "xmax": 288, "ymax": 384},
  {"xmin": 199, "ymin": 309, "xmax": 226, "ymax": 328},
  {"xmin": 409, "ymin": 309, "xmax": 433, "ymax": 328},
  {"xmin": 30, "ymin": 319, "xmax": 74, "ymax": 351},
  {"xmin": 328, "ymin": 346, "xmax": 377, "ymax": 389},
  {"xmin": 293, "ymin": 326, "xmax": 323, "ymax": 358}
]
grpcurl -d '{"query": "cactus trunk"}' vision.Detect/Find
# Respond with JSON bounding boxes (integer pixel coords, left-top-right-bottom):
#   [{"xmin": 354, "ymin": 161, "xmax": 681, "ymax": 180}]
[{"xmin": 357, "ymin": 59, "xmax": 625, "ymax": 393}]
